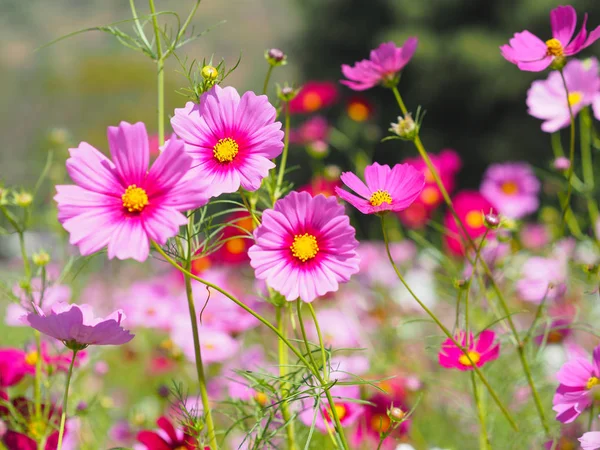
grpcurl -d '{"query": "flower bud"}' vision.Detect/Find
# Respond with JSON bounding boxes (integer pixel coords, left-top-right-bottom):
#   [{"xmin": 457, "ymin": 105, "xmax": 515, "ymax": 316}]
[
  {"xmin": 324, "ymin": 164, "xmax": 341, "ymax": 180},
  {"xmin": 32, "ymin": 250, "xmax": 50, "ymax": 267},
  {"xmin": 14, "ymin": 191, "xmax": 33, "ymax": 207},
  {"xmin": 453, "ymin": 278, "xmax": 468, "ymax": 290},
  {"xmin": 388, "ymin": 407, "xmax": 406, "ymax": 422},
  {"xmin": 553, "ymin": 157, "xmax": 570, "ymax": 171},
  {"xmin": 277, "ymin": 84, "xmax": 299, "ymax": 102},
  {"xmin": 306, "ymin": 140, "xmax": 329, "ymax": 159},
  {"xmin": 265, "ymin": 48, "xmax": 286, "ymax": 66},
  {"xmin": 201, "ymin": 65, "xmax": 218, "ymax": 81},
  {"xmin": 389, "ymin": 114, "xmax": 417, "ymax": 140},
  {"xmin": 254, "ymin": 391, "xmax": 269, "ymax": 407},
  {"xmin": 157, "ymin": 385, "xmax": 170, "ymax": 398},
  {"xmin": 484, "ymin": 212, "xmax": 501, "ymax": 229},
  {"xmin": 76, "ymin": 401, "xmax": 88, "ymax": 412}
]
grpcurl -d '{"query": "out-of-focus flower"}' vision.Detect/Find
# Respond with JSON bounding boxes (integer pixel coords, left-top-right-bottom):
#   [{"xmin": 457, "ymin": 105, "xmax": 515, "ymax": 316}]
[
  {"xmin": 307, "ymin": 309, "xmax": 363, "ymax": 348},
  {"xmin": 288, "ymin": 81, "xmax": 338, "ymax": 114},
  {"xmin": 299, "ymin": 385, "xmax": 364, "ymax": 433},
  {"xmin": 55, "ymin": 122, "xmax": 210, "ymax": 262},
  {"xmin": 580, "ymin": 431, "xmax": 600, "ymax": 450},
  {"xmin": 346, "ymin": 96, "xmax": 374, "ymax": 122},
  {"xmin": 136, "ymin": 416, "xmax": 198, "ymax": 450},
  {"xmin": 443, "ymin": 191, "xmax": 494, "ymax": 256},
  {"xmin": 336, "ymin": 163, "xmax": 424, "ymax": 215},
  {"xmin": 357, "ymin": 240, "xmax": 416, "ymax": 288},
  {"xmin": 212, "ymin": 212, "xmax": 255, "ymax": 265},
  {"xmin": 341, "ymin": 39, "xmax": 418, "ymax": 90},
  {"xmin": 501, "ymin": 5, "xmax": 600, "ymax": 71},
  {"xmin": 27, "ymin": 302, "xmax": 134, "ymax": 349},
  {"xmin": 171, "ymin": 85, "xmax": 284, "ymax": 196},
  {"xmin": 0, "ymin": 349, "xmax": 29, "ymax": 387},
  {"xmin": 520, "ymin": 223, "xmax": 551, "ymax": 250},
  {"xmin": 553, "ymin": 345, "xmax": 600, "ymax": 423},
  {"xmin": 6, "ymin": 279, "xmax": 71, "ymax": 327},
  {"xmin": 147, "ymin": 133, "xmax": 173, "ymax": 156},
  {"xmin": 480, "ymin": 162, "xmax": 540, "ymax": 219},
  {"xmin": 171, "ymin": 325, "xmax": 238, "ymax": 365},
  {"xmin": 117, "ymin": 281, "xmax": 176, "ymax": 331},
  {"xmin": 439, "ymin": 330, "xmax": 500, "ymax": 371},
  {"xmin": 527, "ymin": 58, "xmax": 600, "ymax": 132},
  {"xmin": 249, "ymin": 191, "xmax": 360, "ymax": 303},
  {"xmin": 516, "ymin": 256, "xmax": 567, "ymax": 303},
  {"xmin": 298, "ymin": 176, "xmax": 341, "ymax": 198},
  {"xmin": 553, "ymin": 156, "xmax": 572, "ymax": 171},
  {"xmin": 289, "ymin": 116, "xmax": 330, "ymax": 145}
]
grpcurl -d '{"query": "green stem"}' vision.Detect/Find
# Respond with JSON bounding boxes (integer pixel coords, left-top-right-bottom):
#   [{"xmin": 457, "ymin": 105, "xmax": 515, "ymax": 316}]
[
  {"xmin": 149, "ymin": 0, "xmax": 165, "ymax": 146},
  {"xmin": 588, "ymin": 403, "xmax": 595, "ymax": 431},
  {"xmin": 308, "ymin": 303, "xmax": 328, "ymax": 381},
  {"xmin": 262, "ymin": 65, "xmax": 274, "ymax": 95},
  {"xmin": 19, "ymin": 232, "xmax": 31, "ymax": 279},
  {"xmin": 471, "ymin": 371, "xmax": 491, "ymax": 450},
  {"xmin": 380, "ymin": 215, "xmax": 518, "ymax": 431},
  {"xmin": 580, "ymin": 108, "xmax": 599, "ymax": 231},
  {"xmin": 57, "ymin": 349, "xmax": 77, "ymax": 450},
  {"xmin": 34, "ymin": 332, "xmax": 42, "ymax": 420},
  {"xmin": 275, "ymin": 102, "xmax": 291, "ymax": 200},
  {"xmin": 276, "ymin": 305, "xmax": 297, "ymax": 450},
  {"xmin": 558, "ymin": 69, "xmax": 576, "ymax": 229}
]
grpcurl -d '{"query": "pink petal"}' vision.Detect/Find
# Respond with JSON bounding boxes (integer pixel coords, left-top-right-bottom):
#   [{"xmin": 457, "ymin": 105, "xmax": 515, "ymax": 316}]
[
  {"xmin": 340, "ymin": 171, "xmax": 371, "ymax": 199},
  {"xmin": 551, "ymin": 5, "xmax": 577, "ymax": 46},
  {"xmin": 107, "ymin": 218, "xmax": 149, "ymax": 262},
  {"xmin": 66, "ymin": 142, "xmax": 122, "ymax": 195},
  {"xmin": 107, "ymin": 121, "xmax": 149, "ymax": 186}
]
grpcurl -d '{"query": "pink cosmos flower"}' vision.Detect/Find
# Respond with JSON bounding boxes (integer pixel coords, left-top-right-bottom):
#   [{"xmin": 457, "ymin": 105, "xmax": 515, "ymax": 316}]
[
  {"xmin": 299, "ymin": 385, "xmax": 364, "ymax": 433},
  {"xmin": 289, "ymin": 115, "xmax": 330, "ymax": 145},
  {"xmin": 248, "ymin": 191, "xmax": 360, "ymax": 303},
  {"xmin": 26, "ymin": 302, "xmax": 134, "ymax": 348},
  {"xmin": 527, "ymin": 57, "xmax": 600, "ymax": 132},
  {"xmin": 516, "ymin": 256, "xmax": 567, "ymax": 303},
  {"xmin": 307, "ymin": 309, "xmax": 363, "ymax": 349},
  {"xmin": 553, "ymin": 345, "xmax": 600, "ymax": 423},
  {"xmin": 501, "ymin": 5, "xmax": 600, "ymax": 71},
  {"xmin": 580, "ymin": 431, "xmax": 600, "ymax": 450},
  {"xmin": 136, "ymin": 416, "xmax": 198, "ymax": 450},
  {"xmin": 288, "ymin": 81, "xmax": 339, "ymax": 114},
  {"xmin": 335, "ymin": 163, "xmax": 425, "ymax": 215},
  {"xmin": 341, "ymin": 39, "xmax": 418, "ymax": 91},
  {"xmin": 0, "ymin": 349, "xmax": 29, "ymax": 387},
  {"xmin": 298, "ymin": 176, "xmax": 341, "ymax": 198},
  {"xmin": 438, "ymin": 330, "xmax": 500, "ymax": 371},
  {"xmin": 480, "ymin": 162, "xmax": 540, "ymax": 219},
  {"xmin": 171, "ymin": 85, "xmax": 284, "ymax": 196},
  {"xmin": 55, "ymin": 121, "xmax": 209, "ymax": 262},
  {"xmin": 6, "ymin": 279, "xmax": 71, "ymax": 327},
  {"xmin": 594, "ymin": 95, "xmax": 600, "ymax": 120},
  {"xmin": 117, "ymin": 281, "xmax": 175, "ymax": 331},
  {"xmin": 171, "ymin": 325, "xmax": 238, "ymax": 365}
]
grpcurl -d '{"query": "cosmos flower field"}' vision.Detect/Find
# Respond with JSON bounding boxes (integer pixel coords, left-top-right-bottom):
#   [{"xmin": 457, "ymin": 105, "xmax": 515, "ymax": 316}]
[{"xmin": 3, "ymin": 2, "xmax": 600, "ymax": 449}]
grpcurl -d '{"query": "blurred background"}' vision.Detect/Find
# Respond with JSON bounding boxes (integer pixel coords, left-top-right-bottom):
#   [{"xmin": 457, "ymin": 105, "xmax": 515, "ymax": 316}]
[{"xmin": 2, "ymin": 0, "xmax": 600, "ymax": 191}]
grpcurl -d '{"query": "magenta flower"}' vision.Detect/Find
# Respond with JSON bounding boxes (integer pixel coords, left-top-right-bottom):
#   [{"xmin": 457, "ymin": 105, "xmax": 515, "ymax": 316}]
[
  {"xmin": 55, "ymin": 122, "xmax": 209, "ymax": 262},
  {"xmin": 341, "ymin": 39, "xmax": 418, "ymax": 90},
  {"xmin": 171, "ymin": 85, "xmax": 284, "ymax": 196},
  {"xmin": 580, "ymin": 432, "xmax": 600, "ymax": 450},
  {"xmin": 439, "ymin": 330, "xmax": 500, "ymax": 371},
  {"xmin": 501, "ymin": 5, "xmax": 600, "ymax": 71},
  {"xmin": 335, "ymin": 163, "xmax": 425, "ymax": 215},
  {"xmin": 527, "ymin": 58, "xmax": 600, "ymax": 132},
  {"xmin": 136, "ymin": 416, "xmax": 197, "ymax": 450},
  {"xmin": 553, "ymin": 345, "xmax": 600, "ymax": 423},
  {"xmin": 26, "ymin": 302, "xmax": 134, "ymax": 348},
  {"xmin": 480, "ymin": 162, "xmax": 540, "ymax": 219},
  {"xmin": 248, "ymin": 191, "xmax": 360, "ymax": 303},
  {"xmin": 299, "ymin": 385, "xmax": 364, "ymax": 434}
]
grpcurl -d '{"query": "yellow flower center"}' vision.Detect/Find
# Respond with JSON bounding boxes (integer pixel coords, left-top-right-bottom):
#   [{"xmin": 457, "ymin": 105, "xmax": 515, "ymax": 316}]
[
  {"xmin": 302, "ymin": 92, "xmax": 323, "ymax": 112},
  {"xmin": 290, "ymin": 233, "xmax": 319, "ymax": 262},
  {"xmin": 369, "ymin": 189, "xmax": 393, "ymax": 207},
  {"xmin": 122, "ymin": 185, "xmax": 149, "ymax": 213},
  {"xmin": 28, "ymin": 419, "xmax": 47, "ymax": 439},
  {"xmin": 254, "ymin": 391, "xmax": 269, "ymax": 406},
  {"xmin": 465, "ymin": 210, "xmax": 483, "ymax": 229},
  {"xmin": 370, "ymin": 414, "xmax": 391, "ymax": 433},
  {"xmin": 25, "ymin": 350, "xmax": 39, "ymax": 366},
  {"xmin": 226, "ymin": 238, "xmax": 246, "ymax": 255},
  {"xmin": 458, "ymin": 350, "xmax": 481, "ymax": 367},
  {"xmin": 546, "ymin": 38, "xmax": 564, "ymax": 57},
  {"xmin": 568, "ymin": 91, "xmax": 583, "ymax": 106},
  {"xmin": 326, "ymin": 404, "xmax": 347, "ymax": 422},
  {"xmin": 587, "ymin": 376, "xmax": 600, "ymax": 390},
  {"xmin": 420, "ymin": 186, "xmax": 440, "ymax": 205},
  {"xmin": 501, "ymin": 180, "xmax": 519, "ymax": 195},
  {"xmin": 424, "ymin": 169, "xmax": 435, "ymax": 183},
  {"xmin": 347, "ymin": 102, "xmax": 369, "ymax": 122},
  {"xmin": 213, "ymin": 137, "xmax": 239, "ymax": 163}
]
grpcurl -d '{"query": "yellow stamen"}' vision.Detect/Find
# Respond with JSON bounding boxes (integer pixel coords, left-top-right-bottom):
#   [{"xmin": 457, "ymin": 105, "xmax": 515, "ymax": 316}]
[
  {"xmin": 501, "ymin": 180, "xmax": 519, "ymax": 195},
  {"xmin": 370, "ymin": 414, "xmax": 391, "ymax": 433},
  {"xmin": 369, "ymin": 189, "xmax": 392, "ymax": 207},
  {"xmin": 458, "ymin": 350, "xmax": 481, "ymax": 367},
  {"xmin": 546, "ymin": 38, "xmax": 564, "ymax": 57},
  {"xmin": 25, "ymin": 350, "xmax": 38, "ymax": 366},
  {"xmin": 226, "ymin": 238, "xmax": 246, "ymax": 255},
  {"xmin": 326, "ymin": 404, "xmax": 347, "ymax": 422},
  {"xmin": 465, "ymin": 210, "xmax": 483, "ymax": 229},
  {"xmin": 302, "ymin": 92, "xmax": 322, "ymax": 112},
  {"xmin": 28, "ymin": 420, "xmax": 47, "ymax": 439},
  {"xmin": 122, "ymin": 185, "xmax": 149, "ymax": 213},
  {"xmin": 254, "ymin": 391, "xmax": 269, "ymax": 406},
  {"xmin": 420, "ymin": 186, "xmax": 440, "ymax": 205},
  {"xmin": 290, "ymin": 233, "xmax": 319, "ymax": 262},
  {"xmin": 587, "ymin": 376, "xmax": 600, "ymax": 390},
  {"xmin": 213, "ymin": 137, "xmax": 239, "ymax": 163},
  {"xmin": 568, "ymin": 91, "xmax": 583, "ymax": 106},
  {"xmin": 347, "ymin": 102, "xmax": 369, "ymax": 122}
]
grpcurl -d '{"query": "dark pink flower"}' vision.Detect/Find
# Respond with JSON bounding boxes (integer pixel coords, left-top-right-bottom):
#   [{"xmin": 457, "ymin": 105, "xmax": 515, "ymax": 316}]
[
  {"xmin": 136, "ymin": 416, "xmax": 198, "ymax": 450},
  {"xmin": 288, "ymin": 81, "xmax": 338, "ymax": 114},
  {"xmin": 341, "ymin": 39, "xmax": 418, "ymax": 91},
  {"xmin": 299, "ymin": 385, "xmax": 364, "ymax": 434},
  {"xmin": 439, "ymin": 330, "xmax": 500, "ymax": 371},
  {"xmin": 26, "ymin": 302, "xmax": 134, "ymax": 348},
  {"xmin": 0, "ymin": 349, "xmax": 28, "ymax": 387},
  {"xmin": 501, "ymin": 5, "xmax": 600, "ymax": 71}
]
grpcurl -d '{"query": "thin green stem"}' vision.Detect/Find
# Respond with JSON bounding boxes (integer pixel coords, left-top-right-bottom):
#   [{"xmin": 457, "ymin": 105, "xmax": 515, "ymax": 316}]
[
  {"xmin": 296, "ymin": 301, "xmax": 320, "ymax": 372},
  {"xmin": 277, "ymin": 305, "xmax": 297, "ymax": 450},
  {"xmin": 380, "ymin": 215, "xmax": 518, "ymax": 431},
  {"xmin": 129, "ymin": 0, "xmax": 152, "ymax": 50},
  {"xmin": 558, "ymin": 69, "xmax": 577, "ymax": 228},
  {"xmin": 308, "ymin": 303, "xmax": 328, "ymax": 381},
  {"xmin": 588, "ymin": 403, "xmax": 595, "ymax": 431},
  {"xmin": 57, "ymin": 349, "xmax": 77, "ymax": 450},
  {"xmin": 275, "ymin": 102, "xmax": 291, "ymax": 199},
  {"xmin": 149, "ymin": 0, "xmax": 165, "ymax": 146},
  {"xmin": 34, "ymin": 332, "xmax": 42, "ymax": 419},
  {"xmin": 471, "ymin": 371, "xmax": 491, "ymax": 450},
  {"xmin": 464, "ymin": 229, "xmax": 490, "ymax": 342},
  {"xmin": 239, "ymin": 189, "xmax": 261, "ymax": 227},
  {"xmin": 580, "ymin": 108, "xmax": 599, "ymax": 231},
  {"xmin": 19, "ymin": 232, "xmax": 31, "ymax": 279},
  {"xmin": 262, "ymin": 65, "xmax": 274, "ymax": 95}
]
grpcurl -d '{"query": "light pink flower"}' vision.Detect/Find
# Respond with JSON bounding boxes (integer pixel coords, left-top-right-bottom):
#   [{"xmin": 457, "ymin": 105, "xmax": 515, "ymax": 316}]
[
  {"xmin": 580, "ymin": 431, "xmax": 600, "ymax": 450},
  {"xmin": 249, "ymin": 191, "xmax": 360, "ymax": 303},
  {"xmin": 308, "ymin": 309, "xmax": 363, "ymax": 349},
  {"xmin": 553, "ymin": 345, "xmax": 600, "ymax": 423},
  {"xmin": 594, "ymin": 94, "xmax": 600, "ymax": 120},
  {"xmin": 439, "ymin": 330, "xmax": 500, "ymax": 371},
  {"xmin": 527, "ymin": 58, "xmax": 600, "ymax": 132},
  {"xmin": 26, "ymin": 302, "xmax": 134, "ymax": 348},
  {"xmin": 117, "ymin": 281, "xmax": 176, "ymax": 331},
  {"xmin": 501, "ymin": 5, "xmax": 600, "ymax": 71},
  {"xmin": 341, "ymin": 39, "xmax": 418, "ymax": 91},
  {"xmin": 171, "ymin": 324, "xmax": 238, "ymax": 365},
  {"xmin": 55, "ymin": 121, "xmax": 210, "ymax": 262},
  {"xmin": 480, "ymin": 162, "xmax": 540, "ymax": 219},
  {"xmin": 6, "ymin": 279, "xmax": 71, "ymax": 327},
  {"xmin": 516, "ymin": 256, "xmax": 567, "ymax": 303},
  {"xmin": 299, "ymin": 385, "xmax": 364, "ymax": 433},
  {"xmin": 335, "ymin": 163, "xmax": 425, "ymax": 215},
  {"xmin": 171, "ymin": 85, "xmax": 284, "ymax": 196}
]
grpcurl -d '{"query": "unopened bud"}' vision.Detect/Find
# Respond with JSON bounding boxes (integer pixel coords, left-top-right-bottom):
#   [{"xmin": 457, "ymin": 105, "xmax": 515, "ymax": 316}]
[
  {"xmin": 388, "ymin": 407, "xmax": 406, "ymax": 422},
  {"xmin": 484, "ymin": 212, "xmax": 500, "ymax": 229},
  {"xmin": 265, "ymin": 48, "xmax": 286, "ymax": 66},
  {"xmin": 254, "ymin": 391, "xmax": 268, "ymax": 407},
  {"xmin": 278, "ymin": 84, "xmax": 299, "ymax": 102},
  {"xmin": 454, "ymin": 278, "xmax": 468, "ymax": 290},
  {"xmin": 389, "ymin": 114, "xmax": 417, "ymax": 140},
  {"xmin": 201, "ymin": 65, "xmax": 218, "ymax": 81},
  {"xmin": 157, "ymin": 385, "xmax": 170, "ymax": 398},
  {"xmin": 307, "ymin": 140, "xmax": 329, "ymax": 159},
  {"xmin": 553, "ymin": 157, "xmax": 570, "ymax": 171},
  {"xmin": 32, "ymin": 250, "xmax": 50, "ymax": 267},
  {"xmin": 14, "ymin": 192, "xmax": 33, "ymax": 207},
  {"xmin": 324, "ymin": 165, "xmax": 341, "ymax": 180}
]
